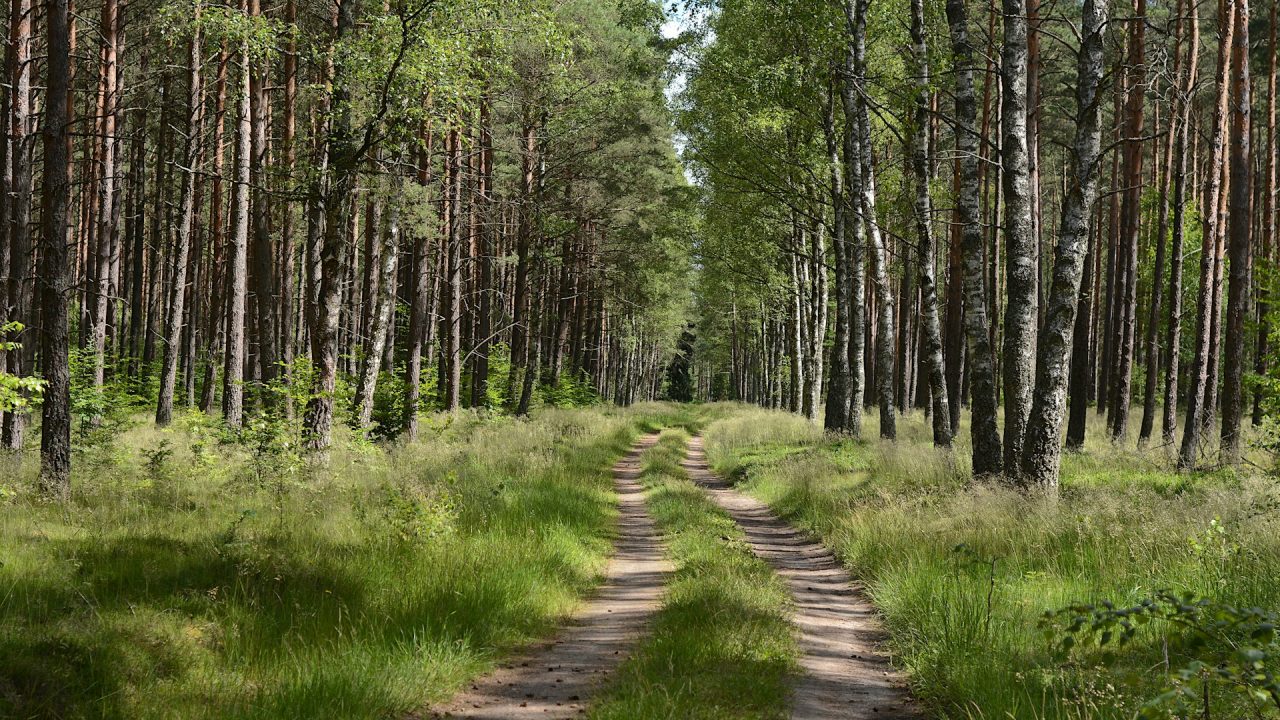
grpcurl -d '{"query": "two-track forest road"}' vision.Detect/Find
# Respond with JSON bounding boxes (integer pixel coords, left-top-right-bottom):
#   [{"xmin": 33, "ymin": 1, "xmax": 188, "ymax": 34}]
[
  {"xmin": 427, "ymin": 432, "xmax": 671, "ymax": 719},
  {"xmin": 682, "ymin": 434, "xmax": 918, "ymax": 720},
  {"xmin": 428, "ymin": 430, "xmax": 917, "ymax": 720}
]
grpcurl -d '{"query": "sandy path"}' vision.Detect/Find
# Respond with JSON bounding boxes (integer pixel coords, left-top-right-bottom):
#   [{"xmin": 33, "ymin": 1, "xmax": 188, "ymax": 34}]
[
  {"xmin": 682, "ymin": 435, "xmax": 918, "ymax": 720},
  {"xmin": 427, "ymin": 432, "xmax": 670, "ymax": 719}
]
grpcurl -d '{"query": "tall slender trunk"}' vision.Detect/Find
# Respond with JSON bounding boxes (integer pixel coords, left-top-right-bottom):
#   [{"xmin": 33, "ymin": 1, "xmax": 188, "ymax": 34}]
[
  {"xmin": 1220, "ymin": 0, "xmax": 1252, "ymax": 463},
  {"xmin": 1140, "ymin": 0, "xmax": 1182, "ymax": 444},
  {"xmin": 847, "ymin": 0, "xmax": 896, "ymax": 439},
  {"xmin": 1108, "ymin": 0, "xmax": 1147, "ymax": 440},
  {"xmin": 2, "ymin": 0, "xmax": 34, "ymax": 449},
  {"xmin": 223, "ymin": 18, "xmax": 252, "ymax": 430},
  {"xmin": 1019, "ymin": 0, "xmax": 1109, "ymax": 487},
  {"xmin": 823, "ymin": 82, "xmax": 853, "ymax": 431},
  {"xmin": 1257, "ymin": 0, "xmax": 1278, "ymax": 426},
  {"xmin": 909, "ymin": 0, "xmax": 952, "ymax": 446},
  {"xmin": 156, "ymin": 11, "xmax": 202, "ymax": 425},
  {"xmin": 249, "ymin": 0, "xmax": 276, "ymax": 394},
  {"xmin": 1180, "ymin": 0, "xmax": 1234, "ymax": 468},
  {"xmin": 90, "ymin": 0, "xmax": 120, "ymax": 392},
  {"xmin": 1001, "ymin": 0, "xmax": 1036, "ymax": 467},
  {"xmin": 354, "ymin": 193, "xmax": 399, "ymax": 429},
  {"xmin": 1164, "ymin": 3, "xmax": 1199, "ymax": 442},
  {"xmin": 946, "ymin": 0, "xmax": 1003, "ymax": 475},
  {"xmin": 39, "ymin": 0, "xmax": 73, "ymax": 498}
]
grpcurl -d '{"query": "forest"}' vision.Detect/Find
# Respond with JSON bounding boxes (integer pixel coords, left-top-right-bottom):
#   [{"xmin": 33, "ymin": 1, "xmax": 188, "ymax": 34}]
[{"xmin": 3, "ymin": 0, "xmax": 1280, "ymax": 716}]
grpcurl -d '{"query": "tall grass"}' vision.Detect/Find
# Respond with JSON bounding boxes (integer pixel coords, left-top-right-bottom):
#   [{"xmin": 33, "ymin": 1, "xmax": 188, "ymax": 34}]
[
  {"xmin": 0, "ymin": 406, "xmax": 649, "ymax": 719},
  {"xmin": 589, "ymin": 427, "xmax": 796, "ymax": 719},
  {"xmin": 703, "ymin": 406, "xmax": 1280, "ymax": 719}
]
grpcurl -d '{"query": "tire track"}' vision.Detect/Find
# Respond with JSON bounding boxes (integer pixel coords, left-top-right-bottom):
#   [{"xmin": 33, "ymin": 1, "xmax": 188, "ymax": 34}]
[
  {"xmin": 682, "ymin": 434, "xmax": 917, "ymax": 720},
  {"xmin": 427, "ymin": 432, "xmax": 670, "ymax": 719}
]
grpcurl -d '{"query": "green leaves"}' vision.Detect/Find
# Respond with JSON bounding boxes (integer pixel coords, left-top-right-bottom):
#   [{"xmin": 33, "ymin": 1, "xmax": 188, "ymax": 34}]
[{"xmin": 1044, "ymin": 591, "xmax": 1280, "ymax": 715}]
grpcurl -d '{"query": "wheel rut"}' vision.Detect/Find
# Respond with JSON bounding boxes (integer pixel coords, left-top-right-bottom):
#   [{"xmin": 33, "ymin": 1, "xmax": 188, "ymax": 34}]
[
  {"xmin": 426, "ymin": 432, "xmax": 671, "ymax": 719},
  {"xmin": 682, "ymin": 434, "xmax": 918, "ymax": 720}
]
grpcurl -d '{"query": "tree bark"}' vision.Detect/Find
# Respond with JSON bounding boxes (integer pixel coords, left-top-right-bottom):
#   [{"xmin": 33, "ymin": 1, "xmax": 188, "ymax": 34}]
[
  {"xmin": 909, "ymin": 0, "xmax": 952, "ymax": 446},
  {"xmin": 1180, "ymin": 0, "xmax": 1233, "ymax": 468},
  {"xmin": 2, "ymin": 0, "xmax": 34, "ymax": 449},
  {"xmin": 223, "ymin": 17, "xmax": 252, "ymax": 430},
  {"xmin": 157, "ymin": 11, "xmax": 202, "ymax": 425},
  {"xmin": 1001, "ymin": 0, "xmax": 1036, "ymax": 467},
  {"xmin": 39, "ymin": 0, "xmax": 73, "ymax": 498},
  {"xmin": 847, "ymin": 0, "xmax": 896, "ymax": 439},
  {"xmin": 1220, "ymin": 0, "xmax": 1251, "ymax": 463},
  {"xmin": 1019, "ymin": 0, "xmax": 1109, "ymax": 487},
  {"xmin": 946, "ymin": 0, "xmax": 1003, "ymax": 475}
]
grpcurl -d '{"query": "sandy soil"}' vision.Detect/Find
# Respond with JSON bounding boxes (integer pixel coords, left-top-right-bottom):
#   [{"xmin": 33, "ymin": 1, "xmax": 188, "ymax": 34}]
[
  {"xmin": 426, "ymin": 432, "xmax": 671, "ymax": 719},
  {"xmin": 683, "ymin": 434, "xmax": 918, "ymax": 720}
]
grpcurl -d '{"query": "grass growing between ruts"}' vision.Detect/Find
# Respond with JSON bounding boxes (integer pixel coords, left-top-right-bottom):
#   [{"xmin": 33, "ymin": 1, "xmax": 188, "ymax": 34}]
[
  {"xmin": 0, "ymin": 405, "xmax": 664, "ymax": 720},
  {"xmin": 703, "ymin": 404, "xmax": 1280, "ymax": 720},
  {"xmin": 588, "ymin": 427, "xmax": 797, "ymax": 720}
]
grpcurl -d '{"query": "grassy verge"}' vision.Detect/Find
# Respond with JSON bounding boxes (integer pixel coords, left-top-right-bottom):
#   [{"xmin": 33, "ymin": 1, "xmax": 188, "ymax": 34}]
[
  {"xmin": 0, "ymin": 405, "xmax": 665, "ymax": 720},
  {"xmin": 588, "ymin": 427, "xmax": 796, "ymax": 720},
  {"xmin": 702, "ymin": 404, "xmax": 1280, "ymax": 720}
]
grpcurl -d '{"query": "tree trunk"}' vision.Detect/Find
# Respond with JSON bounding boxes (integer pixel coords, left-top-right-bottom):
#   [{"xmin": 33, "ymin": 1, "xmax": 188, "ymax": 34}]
[
  {"xmin": 157, "ymin": 13, "xmax": 202, "ymax": 425},
  {"xmin": 1107, "ymin": 0, "xmax": 1147, "ymax": 441},
  {"xmin": 823, "ymin": 82, "xmax": 853, "ymax": 431},
  {"xmin": 909, "ymin": 0, "xmax": 952, "ymax": 446},
  {"xmin": 1019, "ymin": 0, "xmax": 1109, "ymax": 487},
  {"xmin": 39, "ymin": 0, "xmax": 74, "ymax": 498},
  {"xmin": 223, "ymin": 19, "xmax": 252, "ymax": 430},
  {"xmin": 2, "ymin": 0, "xmax": 34, "ymax": 449},
  {"xmin": 1179, "ymin": 0, "xmax": 1233, "ymax": 468},
  {"xmin": 848, "ymin": 0, "xmax": 896, "ymax": 439},
  {"xmin": 354, "ymin": 196, "xmax": 399, "ymax": 429},
  {"xmin": 1220, "ymin": 0, "xmax": 1251, "ymax": 463},
  {"xmin": 1164, "ymin": 3, "xmax": 1199, "ymax": 443},
  {"xmin": 946, "ymin": 0, "xmax": 1003, "ymax": 475},
  {"xmin": 1001, "ymin": 0, "xmax": 1036, "ymax": 467}
]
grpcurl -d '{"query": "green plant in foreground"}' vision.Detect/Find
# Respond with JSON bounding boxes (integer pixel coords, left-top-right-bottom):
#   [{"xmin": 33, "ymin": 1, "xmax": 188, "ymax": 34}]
[{"xmin": 1044, "ymin": 591, "xmax": 1280, "ymax": 718}]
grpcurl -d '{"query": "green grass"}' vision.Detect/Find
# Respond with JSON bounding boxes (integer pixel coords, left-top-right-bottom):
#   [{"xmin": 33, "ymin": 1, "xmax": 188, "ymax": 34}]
[
  {"xmin": 588, "ymin": 426, "xmax": 797, "ymax": 720},
  {"xmin": 702, "ymin": 404, "xmax": 1280, "ymax": 720},
  {"xmin": 0, "ymin": 404, "xmax": 675, "ymax": 720}
]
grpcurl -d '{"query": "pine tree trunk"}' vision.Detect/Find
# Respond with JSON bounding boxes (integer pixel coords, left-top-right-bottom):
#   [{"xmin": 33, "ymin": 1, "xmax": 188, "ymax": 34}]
[
  {"xmin": 38, "ymin": 0, "xmax": 74, "ymax": 498},
  {"xmin": 2, "ymin": 0, "xmax": 34, "ymax": 449},
  {"xmin": 354, "ymin": 196, "xmax": 399, "ymax": 429},
  {"xmin": 156, "ymin": 14, "xmax": 202, "ymax": 425},
  {"xmin": 1164, "ymin": 5, "xmax": 1199, "ymax": 443},
  {"xmin": 1220, "ymin": 0, "xmax": 1252, "ymax": 463},
  {"xmin": 223, "ymin": 19, "xmax": 252, "ymax": 430},
  {"xmin": 1108, "ymin": 0, "xmax": 1147, "ymax": 441},
  {"xmin": 1180, "ymin": 0, "xmax": 1233, "ymax": 468}
]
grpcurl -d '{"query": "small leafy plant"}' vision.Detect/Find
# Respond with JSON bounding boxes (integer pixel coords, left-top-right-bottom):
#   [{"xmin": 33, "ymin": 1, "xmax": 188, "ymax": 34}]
[{"xmin": 1043, "ymin": 591, "xmax": 1280, "ymax": 718}]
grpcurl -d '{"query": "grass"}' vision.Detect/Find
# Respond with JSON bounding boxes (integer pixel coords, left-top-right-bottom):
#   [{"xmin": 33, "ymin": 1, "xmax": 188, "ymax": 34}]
[
  {"xmin": 0, "ymin": 404, "xmax": 674, "ymax": 720},
  {"xmin": 702, "ymin": 403, "xmax": 1280, "ymax": 720},
  {"xmin": 588, "ymin": 425, "xmax": 797, "ymax": 720}
]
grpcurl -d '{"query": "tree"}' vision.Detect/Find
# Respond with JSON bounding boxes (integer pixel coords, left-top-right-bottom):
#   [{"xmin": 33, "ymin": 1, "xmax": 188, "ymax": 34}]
[
  {"xmin": 947, "ymin": 0, "xmax": 1003, "ymax": 475},
  {"xmin": 1220, "ymin": 0, "xmax": 1252, "ymax": 463},
  {"xmin": 1019, "ymin": 0, "xmax": 1110, "ymax": 488},
  {"xmin": 908, "ymin": 0, "xmax": 951, "ymax": 447},
  {"xmin": 38, "ymin": 0, "xmax": 73, "ymax": 498}
]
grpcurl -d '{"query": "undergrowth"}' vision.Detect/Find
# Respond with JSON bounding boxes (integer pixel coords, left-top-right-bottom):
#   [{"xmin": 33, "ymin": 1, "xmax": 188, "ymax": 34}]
[{"xmin": 703, "ymin": 404, "xmax": 1280, "ymax": 720}]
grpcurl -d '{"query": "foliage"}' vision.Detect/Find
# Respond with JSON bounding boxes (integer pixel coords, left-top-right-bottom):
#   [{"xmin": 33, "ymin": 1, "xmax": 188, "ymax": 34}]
[
  {"xmin": 0, "ymin": 322, "xmax": 43, "ymax": 413},
  {"xmin": 1045, "ymin": 591, "xmax": 1280, "ymax": 718}
]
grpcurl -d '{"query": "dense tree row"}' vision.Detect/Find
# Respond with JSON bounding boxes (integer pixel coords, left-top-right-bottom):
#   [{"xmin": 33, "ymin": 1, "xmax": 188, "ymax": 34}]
[
  {"xmin": 683, "ymin": 0, "xmax": 1272, "ymax": 487},
  {"xmin": 0, "ymin": 0, "xmax": 692, "ymax": 496}
]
